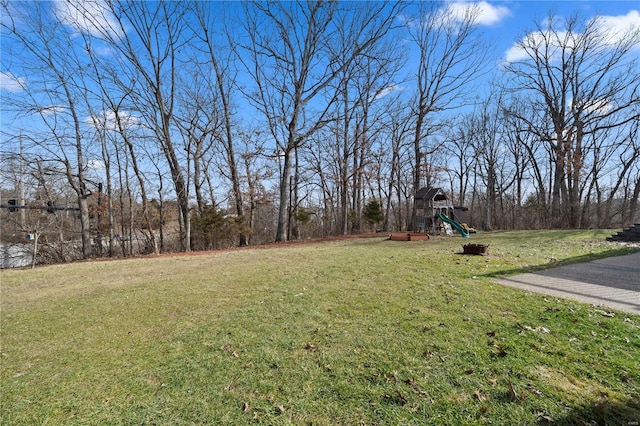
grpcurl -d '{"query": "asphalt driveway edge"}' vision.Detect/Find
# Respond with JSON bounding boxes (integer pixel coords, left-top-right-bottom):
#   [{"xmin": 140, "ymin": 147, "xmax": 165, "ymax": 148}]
[{"xmin": 494, "ymin": 251, "xmax": 640, "ymax": 315}]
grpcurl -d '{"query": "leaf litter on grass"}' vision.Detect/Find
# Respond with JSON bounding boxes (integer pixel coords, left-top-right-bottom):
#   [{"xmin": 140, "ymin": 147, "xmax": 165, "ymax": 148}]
[{"xmin": 1, "ymin": 230, "xmax": 639, "ymax": 424}]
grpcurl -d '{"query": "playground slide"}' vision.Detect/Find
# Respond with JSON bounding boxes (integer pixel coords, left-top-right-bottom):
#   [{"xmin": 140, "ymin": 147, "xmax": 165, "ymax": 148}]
[{"xmin": 436, "ymin": 213, "xmax": 470, "ymax": 238}]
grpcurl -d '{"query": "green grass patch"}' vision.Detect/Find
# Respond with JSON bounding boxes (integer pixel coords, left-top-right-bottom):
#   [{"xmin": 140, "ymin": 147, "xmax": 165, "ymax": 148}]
[{"xmin": 1, "ymin": 230, "xmax": 639, "ymax": 425}]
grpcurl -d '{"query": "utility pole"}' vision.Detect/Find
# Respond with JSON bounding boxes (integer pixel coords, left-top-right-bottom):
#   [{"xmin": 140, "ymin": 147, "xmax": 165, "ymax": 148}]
[
  {"xmin": 19, "ymin": 134, "xmax": 25, "ymax": 230},
  {"xmin": 97, "ymin": 182, "xmax": 102, "ymax": 255}
]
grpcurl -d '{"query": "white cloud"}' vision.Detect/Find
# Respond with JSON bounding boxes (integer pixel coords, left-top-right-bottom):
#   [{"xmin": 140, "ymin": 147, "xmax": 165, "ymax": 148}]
[
  {"xmin": 503, "ymin": 45, "xmax": 526, "ymax": 63},
  {"xmin": 35, "ymin": 105, "xmax": 67, "ymax": 116},
  {"xmin": 593, "ymin": 10, "xmax": 640, "ymax": 46},
  {"xmin": 404, "ymin": 1, "xmax": 511, "ymax": 30},
  {"xmin": 86, "ymin": 110, "xmax": 140, "ymax": 131},
  {"xmin": 86, "ymin": 159, "xmax": 106, "ymax": 172},
  {"xmin": 53, "ymin": 0, "xmax": 122, "ymax": 39},
  {"xmin": 0, "ymin": 71, "xmax": 26, "ymax": 92},
  {"xmin": 375, "ymin": 84, "xmax": 404, "ymax": 100},
  {"xmin": 504, "ymin": 31, "xmax": 572, "ymax": 63},
  {"xmin": 448, "ymin": 1, "xmax": 511, "ymax": 26},
  {"xmin": 572, "ymin": 97, "xmax": 614, "ymax": 116}
]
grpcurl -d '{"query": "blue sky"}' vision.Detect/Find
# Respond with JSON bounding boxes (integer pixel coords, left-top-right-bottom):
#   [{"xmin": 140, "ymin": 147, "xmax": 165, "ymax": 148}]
[
  {"xmin": 2, "ymin": 1, "xmax": 638, "ymax": 92},
  {"xmin": 1, "ymin": 0, "xmax": 639, "ymax": 151}
]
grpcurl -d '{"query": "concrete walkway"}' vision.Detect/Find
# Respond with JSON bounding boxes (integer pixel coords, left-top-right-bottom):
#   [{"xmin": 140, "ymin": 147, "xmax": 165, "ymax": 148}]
[{"xmin": 495, "ymin": 251, "xmax": 640, "ymax": 315}]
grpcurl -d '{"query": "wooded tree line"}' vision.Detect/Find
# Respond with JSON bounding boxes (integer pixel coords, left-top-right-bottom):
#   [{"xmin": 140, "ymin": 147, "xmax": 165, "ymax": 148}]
[{"xmin": 1, "ymin": 1, "xmax": 638, "ymax": 261}]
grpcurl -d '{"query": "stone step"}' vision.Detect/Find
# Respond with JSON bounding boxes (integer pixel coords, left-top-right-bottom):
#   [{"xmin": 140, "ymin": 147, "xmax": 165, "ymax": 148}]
[
  {"xmin": 608, "ymin": 224, "xmax": 640, "ymax": 242},
  {"xmin": 618, "ymin": 230, "xmax": 640, "ymax": 236}
]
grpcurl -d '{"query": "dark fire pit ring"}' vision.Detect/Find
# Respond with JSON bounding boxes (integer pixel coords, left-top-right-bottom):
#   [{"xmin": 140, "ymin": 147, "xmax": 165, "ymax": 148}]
[{"xmin": 462, "ymin": 243, "xmax": 489, "ymax": 255}]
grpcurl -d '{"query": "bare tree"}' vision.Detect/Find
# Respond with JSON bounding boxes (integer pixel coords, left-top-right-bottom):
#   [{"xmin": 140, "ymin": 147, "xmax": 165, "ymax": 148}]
[
  {"xmin": 239, "ymin": 1, "xmax": 402, "ymax": 241},
  {"xmin": 405, "ymin": 2, "xmax": 489, "ymax": 230},
  {"xmin": 1, "ymin": 1, "xmax": 101, "ymax": 258},
  {"xmin": 384, "ymin": 103, "xmax": 414, "ymax": 232},
  {"xmin": 502, "ymin": 110, "xmax": 533, "ymax": 229},
  {"xmin": 327, "ymin": 29, "xmax": 405, "ymax": 235},
  {"xmin": 81, "ymin": 34, "xmax": 160, "ymax": 255},
  {"xmin": 502, "ymin": 95, "xmax": 553, "ymax": 227},
  {"xmin": 79, "ymin": 0, "xmax": 195, "ymax": 250},
  {"xmin": 585, "ymin": 115, "xmax": 640, "ymax": 227},
  {"xmin": 468, "ymin": 96, "xmax": 513, "ymax": 230},
  {"xmin": 173, "ymin": 63, "xmax": 220, "ymax": 215},
  {"xmin": 236, "ymin": 130, "xmax": 270, "ymax": 245},
  {"xmin": 191, "ymin": 4, "xmax": 248, "ymax": 246},
  {"xmin": 503, "ymin": 12, "xmax": 640, "ymax": 227},
  {"xmin": 444, "ymin": 119, "xmax": 475, "ymax": 207}
]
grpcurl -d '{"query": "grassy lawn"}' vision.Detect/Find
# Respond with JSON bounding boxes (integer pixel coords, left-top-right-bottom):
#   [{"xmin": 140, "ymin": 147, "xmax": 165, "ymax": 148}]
[{"xmin": 1, "ymin": 230, "xmax": 639, "ymax": 425}]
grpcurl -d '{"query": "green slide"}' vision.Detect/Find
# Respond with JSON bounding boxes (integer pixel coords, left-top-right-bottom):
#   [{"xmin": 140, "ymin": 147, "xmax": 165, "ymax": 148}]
[{"xmin": 436, "ymin": 213, "xmax": 470, "ymax": 238}]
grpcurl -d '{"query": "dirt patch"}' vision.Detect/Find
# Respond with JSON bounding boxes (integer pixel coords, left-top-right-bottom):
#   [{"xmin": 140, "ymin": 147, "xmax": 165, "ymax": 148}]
[{"xmin": 532, "ymin": 365, "xmax": 597, "ymax": 395}]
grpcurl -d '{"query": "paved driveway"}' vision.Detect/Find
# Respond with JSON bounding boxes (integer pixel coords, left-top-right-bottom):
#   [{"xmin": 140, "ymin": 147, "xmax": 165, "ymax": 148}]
[{"xmin": 495, "ymin": 251, "xmax": 640, "ymax": 315}]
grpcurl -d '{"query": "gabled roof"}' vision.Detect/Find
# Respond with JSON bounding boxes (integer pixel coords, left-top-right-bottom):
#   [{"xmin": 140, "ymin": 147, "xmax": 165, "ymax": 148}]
[{"xmin": 415, "ymin": 186, "xmax": 448, "ymax": 201}]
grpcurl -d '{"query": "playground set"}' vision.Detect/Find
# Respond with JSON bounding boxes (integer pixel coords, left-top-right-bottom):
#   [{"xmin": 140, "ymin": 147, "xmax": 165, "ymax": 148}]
[{"xmin": 390, "ymin": 186, "xmax": 476, "ymax": 242}]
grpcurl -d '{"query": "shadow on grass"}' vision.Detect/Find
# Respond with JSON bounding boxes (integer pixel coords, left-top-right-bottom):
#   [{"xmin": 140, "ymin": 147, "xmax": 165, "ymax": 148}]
[
  {"xmin": 539, "ymin": 397, "xmax": 640, "ymax": 425},
  {"xmin": 483, "ymin": 246, "xmax": 640, "ymax": 280}
]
